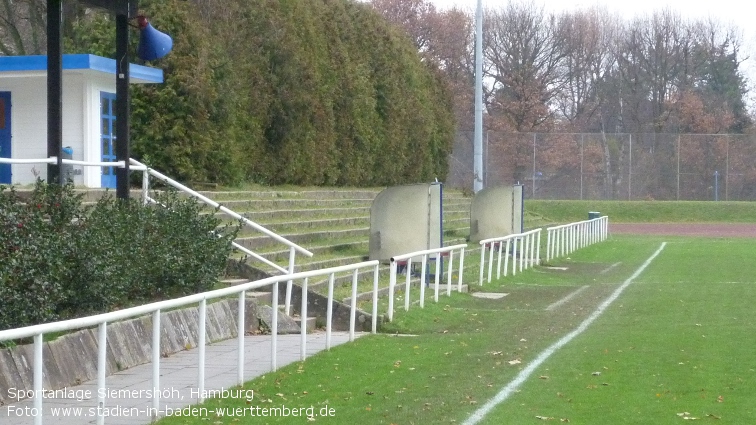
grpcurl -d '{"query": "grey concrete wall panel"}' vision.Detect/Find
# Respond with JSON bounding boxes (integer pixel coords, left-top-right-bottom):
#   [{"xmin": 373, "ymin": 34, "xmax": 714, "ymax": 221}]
[
  {"xmin": 469, "ymin": 186, "xmax": 515, "ymax": 242},
  {"xmin": 369, "ymin": 183, "xmax": 441, "ymax": 262},
  {"xmin": 512, "ymin": 184, "xmax": 524, "ymax": 233}
]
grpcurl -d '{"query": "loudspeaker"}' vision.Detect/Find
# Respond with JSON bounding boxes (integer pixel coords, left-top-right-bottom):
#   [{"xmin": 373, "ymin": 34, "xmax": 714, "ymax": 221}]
[{"xmin": 136, "ymin": 16, "xmax": 173, "ymax": 61}]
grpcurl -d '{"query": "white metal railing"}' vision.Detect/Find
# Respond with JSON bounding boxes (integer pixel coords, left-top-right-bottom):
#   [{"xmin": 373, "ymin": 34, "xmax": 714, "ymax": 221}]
[
  {"xmin": 545, "ymin": 216, "xmax": 609, "ymax": 262},
  {"xmin": 130, "ymin": 159, "xmax": 313, "ymax": 284},
  {"xmin": 1, "ymin": 157, "xmax": 311, "ymax": 301},
  {"xmin": 387, "ymin": 244, "xmax": 467, "ymax": 321},
  {"xmin": 0, "ymin": 260, "xmax": 379, "ymax": 425},
  {"xmin": 478, "ymin": 228, "xmax": 542, "ymax": 285}
]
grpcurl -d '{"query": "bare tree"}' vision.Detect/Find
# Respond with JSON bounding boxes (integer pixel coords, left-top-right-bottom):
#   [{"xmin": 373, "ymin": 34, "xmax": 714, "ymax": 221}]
[
  {"xmin": 617, "ymin": 10, "xmax": 692, "ymax": 133},
  {"xmin": 483, "ymin": 1, "xmax": 569, "ymax": 132},
  {"xmin": 556, "ymin": 7, "xmax": 618, "ymax": 129},
  {"xmin": 371, "ymin": 0, "xmax": 436, "ymax": 54}
]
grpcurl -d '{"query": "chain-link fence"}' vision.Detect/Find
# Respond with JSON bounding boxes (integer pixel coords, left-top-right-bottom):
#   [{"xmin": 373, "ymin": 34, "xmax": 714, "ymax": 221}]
[{"xmin": 448, "ymin": 132, "xmax": 756, "ymax": 201}]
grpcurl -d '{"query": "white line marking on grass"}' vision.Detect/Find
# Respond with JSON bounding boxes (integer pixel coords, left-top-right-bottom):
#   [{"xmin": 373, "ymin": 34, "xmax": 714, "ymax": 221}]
[
  {"xmin": 545, "ymin": 286, "xmax": 589, "ymax": 311},
  {"xmin": 462, "ymin": 242, "xmax": 667, "ymax": 425},
  {"xmin": 600, "ymin": 262, "xmax": 622, "ymax": 274}
]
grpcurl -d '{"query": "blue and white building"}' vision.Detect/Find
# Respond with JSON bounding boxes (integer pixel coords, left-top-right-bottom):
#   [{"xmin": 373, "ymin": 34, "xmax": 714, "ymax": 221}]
[{"xmin": 0, "ymin": 54, "xmax": 162, "ymax": 187}]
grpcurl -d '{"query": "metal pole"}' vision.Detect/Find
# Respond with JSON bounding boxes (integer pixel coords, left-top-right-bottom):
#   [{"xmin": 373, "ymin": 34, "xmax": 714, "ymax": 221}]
[
  {"xmin": 34, "ymin": 334, "xmax": 43, "ymax": 425},
  {"xmin": 152, "ymin": 310, "xmax": 161, "ymax": 418},
  {"xmin": 714, "ymin": 171, "xmax": 719, "ymax": 201},
  {"xmin": 628, "ymin": 134, "xmax": 632, "ymax": 200},
  {"xmin": 532, "ymin": 133, "xmax": 536, "ymax": 198},
  {"xmin": 677, "ymin": 134, "xmax": 680, "ymax": 200},
  {"xmin": 115, "ymin": 11, "xmax": 131, "ymax": 199},
  {"xmin": 47, "ymin": 0, "xmax": 63, "ymax": 185},
  {"xmin": 473, "ymin": 0, "xmax": 484, "ymax": 193},
  {"xmin": 726, "ymin": 137, "xmax": 729, "ymax": 201},
  {"xmin": 97, "ymin": 323, "xmax": 107, "ymax": 425}
]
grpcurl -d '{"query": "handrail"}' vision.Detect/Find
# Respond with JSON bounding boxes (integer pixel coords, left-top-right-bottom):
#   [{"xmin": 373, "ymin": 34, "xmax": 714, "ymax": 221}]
[
  {"xmin": 142, "ymin": 195, "xmax": 290, "ymax": 274},
  {"xmin": 2, "ymin": 157, "xmax": 310, "ymax": 252},
  {"xmin": 0, "ymin": 260, "xmax": 380, "ymax": 424},
  {"xmin": 387, "ymin": 243, "xmax": 467, "ymax": 320},
  {"xmin": 3, "ymin": 156, "xmax": 313, "ymax": 308},
  {"xmin": 130, "ymin": 159, "xmax": 313, "ymax": 259},
  {"xmin": 545, "ymin": 216, "xmax": 608, "ymax": 262},
  {"xmin": 479, "ymin": 228, "xmax": 542, "ymax": 285}
]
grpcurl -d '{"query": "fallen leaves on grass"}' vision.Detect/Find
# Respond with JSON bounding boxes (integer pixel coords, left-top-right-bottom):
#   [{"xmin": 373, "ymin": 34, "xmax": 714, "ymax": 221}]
[{"xmin": 676, "ymin": 412, "xmax": 699, "ymax": 420}]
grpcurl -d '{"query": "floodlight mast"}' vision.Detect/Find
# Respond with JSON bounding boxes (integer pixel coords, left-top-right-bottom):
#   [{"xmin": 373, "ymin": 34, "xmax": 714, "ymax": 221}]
[
  {"xmin": 47, "ymin": 0, "xmax": 138, "ymax": 198},
  {"xmin": 473, "ymin": 0, "xmax": 484, "ymax": 193},
  {"xmin": 47, "ymin": 0, "xmax": 63, "ymax": 186}
]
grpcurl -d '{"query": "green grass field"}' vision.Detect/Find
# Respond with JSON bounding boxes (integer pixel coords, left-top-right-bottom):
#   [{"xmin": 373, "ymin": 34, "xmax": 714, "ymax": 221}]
[
  {"xmin": 527, "ymin": 199, "xmax": 756, "ymax": 223},
  {"xmin": 153, "ymin": 233, "xmax": 756, "ymax": 424}
]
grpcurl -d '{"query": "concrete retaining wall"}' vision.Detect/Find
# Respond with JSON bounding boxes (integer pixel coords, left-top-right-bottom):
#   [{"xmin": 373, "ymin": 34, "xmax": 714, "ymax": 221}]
[{"xmin": 0, "ymin": 298, "xmax": 260, "ymax": 406}]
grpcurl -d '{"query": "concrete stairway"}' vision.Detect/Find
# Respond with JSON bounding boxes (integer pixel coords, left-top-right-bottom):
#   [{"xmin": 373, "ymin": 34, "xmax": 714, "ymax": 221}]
[
  {"xmin": 203, "ymin": 187, "xmax": 474, "ymax": 276},
  {"xmin": 201, "ymin": 187, "xmax": 476, "ymax": 309}
]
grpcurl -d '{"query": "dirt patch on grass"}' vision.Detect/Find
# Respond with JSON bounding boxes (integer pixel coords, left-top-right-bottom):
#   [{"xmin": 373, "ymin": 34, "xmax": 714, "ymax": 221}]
[{"xmin": 611, "ymin": 223, "xmax": 756, "ymax": 238}]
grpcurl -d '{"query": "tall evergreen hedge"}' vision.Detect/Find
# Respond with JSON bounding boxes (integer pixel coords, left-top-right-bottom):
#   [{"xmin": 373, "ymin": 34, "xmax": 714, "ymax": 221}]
[{"xmin": 66, "ymin": 0, "xmax": 455, "ymax": 186}]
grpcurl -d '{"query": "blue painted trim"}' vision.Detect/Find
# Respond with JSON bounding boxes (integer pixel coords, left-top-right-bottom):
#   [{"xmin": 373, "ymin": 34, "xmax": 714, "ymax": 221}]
[{"xmin": 0, "ymin": 54, "xmax": 163, "ymax": 83}]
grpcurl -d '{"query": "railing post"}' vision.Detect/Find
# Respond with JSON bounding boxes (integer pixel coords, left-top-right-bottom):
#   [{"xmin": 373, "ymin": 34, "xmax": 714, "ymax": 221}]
[
  {"xmin": 237, "ymin": 292, "xmax": 245, "ymax": 386},
  {"xmin": 479, "ymin": 243, "xmax": 486, "ymax": 286},
  {"xmin": 142, "ymin": 167, "xmax": 149, "ymax": 206},
  {"xmin": 447, "ymin": 250, "xmax": 454, "ymax": 296},
  {"xmin": 419, "ymin": 255, "xmax": 428, "ymax": 308},
  {"xmin": 496, "ymin": 241, "xmax": 503, "ymax": 279},
  {"xmin": 34, "ymin": 333, "xmax": 43, "ymax": 425},
  {"xmin": 404, "ymin": 258, "xmax": 412, "ymax": 311},
  {"xmin": 488, "ymin": 241, "xmax": 495, "ymax": 281},
  {"xmin": 152, "ymin": 310, "xmax": 161, "ymax": 419},
  {"xmin": 372, "ymin": 264, "xmax": 379, "ymax": 333},
  {"xmin": 503, "ymin": 238, "xmax": 511, "ymax": 277},
  {"xmin": 349, "ymin": 269, "xmax": 358, "ymax": 341},
  {"xmin": 300, "ymin": 278, "xmax": 308, "ymax": 361},
  {"xmin": 510, "ymin": 238, "xmax": 517, "ymax": 276},
  {"xmin": 389, "ymin": 260, "xmax": 397, "ymax": 321},
  {"xmin": 198, "ymin": 299, "xmax": 206, "ymax": 403},
  {"xmin": 523, "ymin": 233, "xmax": 530, "ymax": 270},
  {"xmin": 271, "ymin": 281, "xmax": 279, "ymax": 370},
  {"xmin": 458, "ymin": 248, "xmax": 465, "ymax": 292},
  {"xmin": 285, "ymin": 246, "xmax": 296, "ymax": 315},
  {"xmin": 519, "ymin": 236, "xmax": 525, "ymax": 273},
  {"xmin": 433, "ymin": 252, "xmax": 441, "ymax": 303},
  {"xmin": 97, "ymin": 322, "xmax": 107, "ymax": 425},
  {"xmin": 536, "ymin": 229, "xmax": 542, "ymax": 265},
  {"xmin": 326, "ymin": 273, "xmax": 335, "ymax": 349}
]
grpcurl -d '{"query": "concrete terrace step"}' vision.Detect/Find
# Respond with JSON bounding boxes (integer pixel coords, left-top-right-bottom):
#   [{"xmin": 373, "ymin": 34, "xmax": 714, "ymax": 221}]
[
  {"xmin": 199, "ymin": 189, "xmax": 383, "ymax": 201},
  {"xmin": 234, "ymin": 228, "xmax": 369, "ymax": 251},
  {"xmin": 216, "ymin": 206, "xmax": 371, "ymax": 222},
  {"xmin": 216, "ymin": 198, "xmax": 375, "ymax": 211},
  {"xmin": 256, "ymin": 240, "xmax": 369, "ymax": 263},
  {"xmin": 238, "ymin": 216, "xmax": 370, "ymax": 235}
]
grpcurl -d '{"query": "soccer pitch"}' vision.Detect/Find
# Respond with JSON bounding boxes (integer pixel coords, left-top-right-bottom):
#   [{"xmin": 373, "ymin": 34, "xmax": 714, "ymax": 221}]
[
  {"xmin": 466, "ymin": 235, "xmax": 756, "ymax": 424},
  {"xmin": 154, "ymin": 234, "xmax": 756, "ymax": 424}
]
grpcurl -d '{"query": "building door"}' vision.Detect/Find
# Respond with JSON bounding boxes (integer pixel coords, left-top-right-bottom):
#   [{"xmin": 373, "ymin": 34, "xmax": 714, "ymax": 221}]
[
  {"xmin": 0, "ymin": 92, "xmax": 11, "ymax": 184},
  {"xmin": 101, "ymin": 92, "xmax": 116, "ymax": 188}
]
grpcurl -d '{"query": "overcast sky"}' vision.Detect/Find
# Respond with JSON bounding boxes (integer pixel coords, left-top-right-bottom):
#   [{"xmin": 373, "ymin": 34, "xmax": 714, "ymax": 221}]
[
  {"xmin": 429, "ymin": 0, "xmax": 756, "ymax": 40},
  {"xmin": 428, "ymin": 0, "xmax": 756, "ymax": 105}
]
